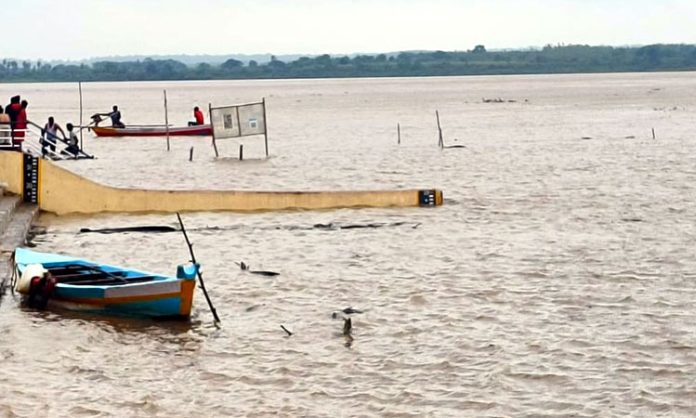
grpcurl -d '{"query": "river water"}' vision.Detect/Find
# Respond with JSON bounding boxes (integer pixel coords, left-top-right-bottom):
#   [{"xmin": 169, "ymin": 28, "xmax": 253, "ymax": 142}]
[{"xmin": 1, "ymin": 72, "xmax": 696, "ymax": 417}]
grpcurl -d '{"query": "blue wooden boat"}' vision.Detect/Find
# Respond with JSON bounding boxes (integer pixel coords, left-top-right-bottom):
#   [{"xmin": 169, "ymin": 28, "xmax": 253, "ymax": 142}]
[{"xmin": 13, "ymin": 248, "xmax": 198, "ymax": 318}]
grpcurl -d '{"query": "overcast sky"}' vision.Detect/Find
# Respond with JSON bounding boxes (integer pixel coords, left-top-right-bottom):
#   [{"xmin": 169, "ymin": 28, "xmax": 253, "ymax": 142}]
[{"xmin": 4, "ymin": 0, "xmax": 696, "ymax": 60}]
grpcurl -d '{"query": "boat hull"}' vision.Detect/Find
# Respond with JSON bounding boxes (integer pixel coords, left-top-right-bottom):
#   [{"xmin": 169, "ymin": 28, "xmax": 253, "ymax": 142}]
[
  {"xmin": 13, "ymin": 248, "xmax": 196, "ymax": 319},
  {"xmin": 92, "ymin": 125, "xmax": 212, "ymax": 137}
]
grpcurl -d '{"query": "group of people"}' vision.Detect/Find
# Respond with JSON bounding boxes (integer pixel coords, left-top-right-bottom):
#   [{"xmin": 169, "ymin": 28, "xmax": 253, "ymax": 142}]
[
  {"xmin": 2, "ymin": 98, "xmax": 205, "ymax": 156},
  {"xmin": 93, "ymin": 105, "xmax": 204, "ymax": 128},
  {"xmin": 0, "ymin": 95, "xmax": 28, "ymax": 147},
  {"xmin": 41, "ymin": 117, "xmax": 80, "ymax": 157}
]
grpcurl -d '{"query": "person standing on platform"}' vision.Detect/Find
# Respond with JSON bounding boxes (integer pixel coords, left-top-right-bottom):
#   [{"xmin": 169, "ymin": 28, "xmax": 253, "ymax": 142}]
[
  {"xmin": 41, "ymin": 116, "xmax": 65, "ymax": 156},
  {"xmin": 14, "ymin": 100, "xmax": 29, "ymax": 144},
  {"xmin": 5, "ymin": 96, "xmax": 22, "ymax": 145},
  {"xmin": 0, "ymin": 107, "xmax": 11, "ymax": 145}
]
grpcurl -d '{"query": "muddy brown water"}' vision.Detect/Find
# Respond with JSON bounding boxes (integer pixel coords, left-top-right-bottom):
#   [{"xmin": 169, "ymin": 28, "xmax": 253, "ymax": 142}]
[{"xmin": 1, "ymin": 72, "xmax": 696, "ymax": 417}]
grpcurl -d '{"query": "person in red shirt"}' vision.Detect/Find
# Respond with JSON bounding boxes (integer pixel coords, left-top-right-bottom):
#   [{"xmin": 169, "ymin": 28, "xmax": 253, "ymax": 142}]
[
  {"xmin": 189, "ymin": 106, "xmax": 205, "ymax": 126},
  {"xmin": 15, "ymin": 100, "xmax": 28, "ymax": 141},
  {"xmin": 5, "ymin": 97, "xmax": 25, "ymax": 146}
]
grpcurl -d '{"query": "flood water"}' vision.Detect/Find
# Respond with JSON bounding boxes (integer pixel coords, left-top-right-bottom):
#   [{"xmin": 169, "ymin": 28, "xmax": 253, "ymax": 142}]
[{"xmin": 1, "ymin": 72, "xmax": 696, "ymax": 417}]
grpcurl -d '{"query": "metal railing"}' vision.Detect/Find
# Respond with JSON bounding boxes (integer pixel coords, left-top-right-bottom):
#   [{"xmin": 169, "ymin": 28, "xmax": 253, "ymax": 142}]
[{"xmin": 0, "ymin": 121, "xmax": 93, "ymax": 160}]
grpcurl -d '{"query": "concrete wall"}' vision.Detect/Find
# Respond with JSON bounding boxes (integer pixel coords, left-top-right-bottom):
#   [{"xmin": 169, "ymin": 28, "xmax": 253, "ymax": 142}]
[
  {"xmin": 0, "ymin": 151, "xmax": 24, "ymax": 195},
  {"xmin": 30, "ymin": 156, "xmax": 442, "ymax": 215}
]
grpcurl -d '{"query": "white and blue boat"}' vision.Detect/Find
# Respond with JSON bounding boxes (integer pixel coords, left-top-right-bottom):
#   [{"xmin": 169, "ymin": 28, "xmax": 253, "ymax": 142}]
[{"xmin": 13, "ymin": 247, "xmax": 198, "ymax": 319}]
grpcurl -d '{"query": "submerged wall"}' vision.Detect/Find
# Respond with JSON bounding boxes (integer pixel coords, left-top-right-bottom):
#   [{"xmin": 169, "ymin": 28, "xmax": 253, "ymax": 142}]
[{"xmin": 0, "ymin": 152, "xmax": 443, "ymax": 215}]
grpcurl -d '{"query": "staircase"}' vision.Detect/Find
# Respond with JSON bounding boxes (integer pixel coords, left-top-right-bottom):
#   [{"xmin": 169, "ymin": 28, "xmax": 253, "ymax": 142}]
[{"xmin": 0, "ymin": 186, "xmax": 39, "ymax": 296}]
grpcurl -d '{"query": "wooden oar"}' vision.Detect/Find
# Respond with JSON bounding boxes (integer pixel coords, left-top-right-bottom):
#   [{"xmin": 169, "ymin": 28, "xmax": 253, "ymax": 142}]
[{"xmin": 176, "ymin": 213, "xmax": 221, "ymax": 324}]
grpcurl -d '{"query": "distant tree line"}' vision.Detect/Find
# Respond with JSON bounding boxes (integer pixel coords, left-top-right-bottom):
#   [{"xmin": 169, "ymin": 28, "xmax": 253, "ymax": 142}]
[{"xmin": 1, "ymin": 44, "xmax": 696, "ymax": 82}]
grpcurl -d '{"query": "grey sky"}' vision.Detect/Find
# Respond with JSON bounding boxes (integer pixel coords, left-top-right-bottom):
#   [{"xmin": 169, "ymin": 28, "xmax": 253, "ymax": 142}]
[{"xmin": 4, "ymin": 0, "xmax": 696, "ymax": 60}]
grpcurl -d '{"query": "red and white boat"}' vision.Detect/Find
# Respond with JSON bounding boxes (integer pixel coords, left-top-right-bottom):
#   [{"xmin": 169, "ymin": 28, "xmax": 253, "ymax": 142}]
[{"xmin": 92, "ymin": 124, "xmax": 212, "ymax": 137}]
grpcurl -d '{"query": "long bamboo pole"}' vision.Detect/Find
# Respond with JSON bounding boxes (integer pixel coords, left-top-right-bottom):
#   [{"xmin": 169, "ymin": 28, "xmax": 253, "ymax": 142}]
[
  {"xmin": 164, "ymin": 90, "xmax": 170, "ymax": 151},
  {"xmin": 262, "ymin": 97, "xmax": 269, "ymax": 157},
  {"xmin": 78, "ymin": 81, "xmax": 84, "ymax": 152},
  {"xmin": 176, "ymin": 213, "xmax": 220, "ymax": 324}
]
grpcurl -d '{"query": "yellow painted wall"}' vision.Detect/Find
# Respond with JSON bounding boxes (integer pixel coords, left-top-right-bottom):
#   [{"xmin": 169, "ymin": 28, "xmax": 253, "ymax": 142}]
[
  {"xmin": 0, "ymin": 151, "xmax": 24, "ymax": 195},
  {"xmin": 38, "ymin": 159, "xmax": 442, "ymax": 215}
]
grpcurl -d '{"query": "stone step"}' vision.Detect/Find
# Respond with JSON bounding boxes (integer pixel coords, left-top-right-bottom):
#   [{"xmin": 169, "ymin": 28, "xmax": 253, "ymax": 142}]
[
  {"xmin": 0, "ymin": 203, "xmax": 39, "ymax": 255},
  {"xmin": 0, "ymin": 194, "xmax": 22, "ymax": 238},
  {"xmin": 0, "ymin": 202, "xmax": 38, "ymax": 296}
]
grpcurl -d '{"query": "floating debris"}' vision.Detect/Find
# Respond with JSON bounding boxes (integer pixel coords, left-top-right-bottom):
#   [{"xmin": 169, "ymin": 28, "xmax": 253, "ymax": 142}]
[
  {"xmin": 80, "ymin": 226, "xmax": 178, "ymax": 234},
  {"xmin": 332, "ymin": 307, "xmax": 364, "ymax": 319},
  {"xmin": 236, "ymin": 261, "xmax": 280, "ymax": 277}
]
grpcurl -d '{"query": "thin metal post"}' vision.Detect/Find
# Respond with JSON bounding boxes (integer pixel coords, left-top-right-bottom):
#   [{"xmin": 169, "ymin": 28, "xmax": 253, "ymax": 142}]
[
  {"xmin": 78, "ymin": 81, "xmax": 84, "ymax": 151},
  {"xmin": 239, "ymin": 144, "xmax": 243, "ymax": 161},
  {"xmin": 164, "ymin": 90, "xmax": 170, "ymax": 151},
  {"xmin": 262, "ymin": 97, "xmax": 269, "ymax": 157},
  {"xmin": 209, "ymin": 103, "xmax": 219, "ymax": 157},
  {"xmin": 235, "ymin": 106, "xmax": 242, "ymax": 137}
]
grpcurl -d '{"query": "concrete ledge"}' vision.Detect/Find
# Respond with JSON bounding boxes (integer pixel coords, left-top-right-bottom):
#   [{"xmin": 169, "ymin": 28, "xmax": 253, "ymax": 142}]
[
  {"xmin": 1, "ymin": 150, "xmax": 443, "ymax": 215},
  {"xmin": 0, "ymin": 203, "xmax": 39, "ymax": 255},
  {"xmin": 0, "ymin": 195, "xmax": 21, "ymax": 237},
  {"xmin": 0, "ymin": 203, "xmax": 39, "ymax": 295}
]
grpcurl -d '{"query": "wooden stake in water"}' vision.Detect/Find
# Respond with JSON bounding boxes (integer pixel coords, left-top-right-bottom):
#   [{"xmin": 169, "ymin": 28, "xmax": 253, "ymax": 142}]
[
  {"xmin": 397, "ymin": 123, "xmax": 401, "ymax": 144},
  {"xmin": 176, "ymin": 213, "xmax": 220, "ymax": 324},
  {"xmin": 436, "ymin": 111, "xmax": 444, "ymax": 148},
  {"xmin": 652, "ymin": 128, "xmax": 656, "ymax": 140},
  {"xmin": 78, "ymin": 81, "xmax": 84, "ymax": 152},
  {"xmin": 239, "ymin": 144, "xmax": 244, "ymax": 161},
  {"xmin": 189, "ymin": 146, "xmax": 194, "ymax": 161},
  {"xmin": 164, "ymin": 90, "xmax": 170, "ymax": 151}
]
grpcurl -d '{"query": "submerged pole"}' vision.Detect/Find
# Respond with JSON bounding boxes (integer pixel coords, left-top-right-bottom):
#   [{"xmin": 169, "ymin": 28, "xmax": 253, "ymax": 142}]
[
  {"xmin": 164, "ymin": 90, "xmax": 170, "ymax": 151},
  {"xmin": 189, "ymin": 146, "xmax": 194, "ymax": 161},
  {"xmin": 397, "ymin": 123, "xmax": 401, "ymax": 144},
  {"xmin": 436, "ymin": 111, "xmax": 444, "ymax": 148},
  {"xmin": 176, "ymin": 213, "xmax": 221, "ymax": 324},
  {"xmin": 652, "ymin": 128, "xmax": 656, "ymax": 140}
]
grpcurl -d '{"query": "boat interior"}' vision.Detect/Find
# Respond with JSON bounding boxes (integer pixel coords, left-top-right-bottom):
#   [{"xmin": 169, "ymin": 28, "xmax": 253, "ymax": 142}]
[{"xmin": 45, "ymin": 264, "xmax": 158, "ymax": 286}]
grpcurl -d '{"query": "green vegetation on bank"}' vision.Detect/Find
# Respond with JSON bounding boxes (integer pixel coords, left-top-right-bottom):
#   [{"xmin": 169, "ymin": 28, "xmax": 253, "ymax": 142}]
[{"xmin": 2, "ymin": 44, "xmax": 696, "ymax": 82}]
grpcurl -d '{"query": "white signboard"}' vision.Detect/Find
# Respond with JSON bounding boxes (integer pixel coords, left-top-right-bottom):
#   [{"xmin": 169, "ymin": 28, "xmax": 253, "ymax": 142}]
[{"xmin": 210, "ymin": 102, "xmax": 266, "ymax": 139}]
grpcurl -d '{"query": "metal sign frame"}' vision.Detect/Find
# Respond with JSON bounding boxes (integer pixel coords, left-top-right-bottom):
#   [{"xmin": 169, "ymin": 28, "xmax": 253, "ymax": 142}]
[{"xmin": 209, "ymin": 98, "xmax": 269, "ymax": 158}]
